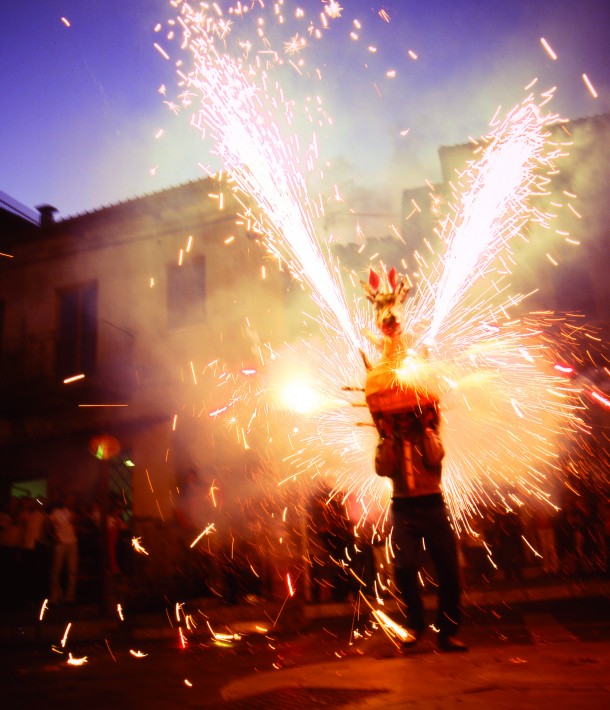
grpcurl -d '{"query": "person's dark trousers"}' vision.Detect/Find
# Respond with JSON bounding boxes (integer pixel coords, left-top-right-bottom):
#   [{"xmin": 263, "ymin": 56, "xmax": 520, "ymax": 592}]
[{"xmin": 391, "ymin": 494, "xmax": 461, "ymax": 639}]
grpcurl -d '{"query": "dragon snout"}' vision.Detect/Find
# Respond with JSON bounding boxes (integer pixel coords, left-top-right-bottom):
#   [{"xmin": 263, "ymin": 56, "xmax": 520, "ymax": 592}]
[{"xmin": 378, "ymin": 308, "xmax": 401, "ymax": 335}]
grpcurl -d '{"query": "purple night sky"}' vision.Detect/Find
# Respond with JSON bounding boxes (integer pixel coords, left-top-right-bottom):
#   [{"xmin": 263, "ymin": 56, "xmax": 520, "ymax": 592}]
[{"xmin": 1, "ymin": 0, "xmax": 608, "ymax": 222}]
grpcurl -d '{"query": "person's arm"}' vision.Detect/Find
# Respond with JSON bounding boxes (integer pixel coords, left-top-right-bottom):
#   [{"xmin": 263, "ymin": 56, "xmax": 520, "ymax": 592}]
[{"xmin": 420, "ymin": 408, "xmax": 445, "ymax": 466}]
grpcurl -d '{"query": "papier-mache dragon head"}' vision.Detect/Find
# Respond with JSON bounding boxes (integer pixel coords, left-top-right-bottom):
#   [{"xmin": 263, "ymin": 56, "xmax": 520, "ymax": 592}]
[{"xmin": 361, "ymin": 266, "xmax": 411, "ymax": 338}]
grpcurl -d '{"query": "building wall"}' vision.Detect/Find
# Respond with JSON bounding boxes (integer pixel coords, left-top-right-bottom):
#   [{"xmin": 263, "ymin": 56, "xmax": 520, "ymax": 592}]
[
  {"xmin": 404, "ymin": 113, "xmax": 610, "ymax": 323},
  {"xmin": 0, "ymin": 177, "xmax": 290, "ymax": 518}
]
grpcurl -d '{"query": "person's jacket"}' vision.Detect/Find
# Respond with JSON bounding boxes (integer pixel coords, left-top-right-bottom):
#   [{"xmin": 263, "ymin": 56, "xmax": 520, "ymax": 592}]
[{"xmin": 374, "ymin": 412, "xmax": 444, "ymax": 498}]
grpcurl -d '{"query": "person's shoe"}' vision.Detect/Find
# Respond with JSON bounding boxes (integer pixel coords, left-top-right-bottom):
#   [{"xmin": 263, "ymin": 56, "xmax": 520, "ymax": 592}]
[{"xmin": 438, "ymin": 635, "xmax": 468, "ymax": 652}]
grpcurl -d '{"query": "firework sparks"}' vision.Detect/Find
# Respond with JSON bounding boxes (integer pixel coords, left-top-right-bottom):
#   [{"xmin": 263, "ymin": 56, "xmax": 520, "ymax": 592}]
[
  {"xmin": 61, "ymin": 622, "xmax": 72, "ymax": 647},
  {"xmin": 427, "ymin": 95, "xmax": 566, "ymax": 340},
  {"xmin": 131, "ymin": 536, "xmax": 149, "ymax": 555},
  {"xmin": 39, "ymin": 598, "xmax": 48, "ymax": 621},
  {"xmin": 324, "ymin": 1, "xmax": 343, "ymax": 20},
  {"xmin": 284, "ymin": 33, "xmax": 305, "ymax": 55},
  {"xmin": 582, "ymin": 73, "xmax": 598, "ymax": 99},
  {"xmin": 190, "ymin": 522, "xmax": 216, "ymax": 548},
  {"xmin": 539, "ymin": 37, "xmax": 557, "ymax": 61},
  {"xmin": 169, "ymin": 3, "xmax": 361, "ymax": 352},
  {"xmin": 67, "ymin": 653, "xmax": 88, "ymax": 666},
  {"xmin": 286, "ymin": 572, "xmax": 295, "ymax": 596},
  {"xmin": 162, "ymin": 1, "xmax": 593, "ymax": 542}
]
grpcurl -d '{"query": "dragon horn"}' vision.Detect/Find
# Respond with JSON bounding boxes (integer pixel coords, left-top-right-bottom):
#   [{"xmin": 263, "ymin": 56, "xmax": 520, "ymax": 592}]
[
  {"xmin": 369, "ymin": 268, "xmax": 380, "ymax": 292},
  {"xmin": 361, "ymin": 267, "xmax": 380, "ymax": 303}
]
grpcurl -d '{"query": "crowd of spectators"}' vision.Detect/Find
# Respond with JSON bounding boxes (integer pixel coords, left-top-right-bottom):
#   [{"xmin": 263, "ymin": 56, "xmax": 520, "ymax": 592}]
[
  {"xmin": 460, "ymin": 486, "xmax": 610, "ymax": 588},
  {"xmin": 2, "ymin": 480, "xmax": 609, "ymax": 609},
  {"xmin": 0, "ymin": 489, "xmax": 131, "ymax": 609}
]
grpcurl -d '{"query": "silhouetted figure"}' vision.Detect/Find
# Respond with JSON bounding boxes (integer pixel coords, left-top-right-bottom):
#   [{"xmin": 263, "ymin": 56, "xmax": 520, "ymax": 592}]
[
  {"xmin": 309, "ymin": 488, "xmax": 354, "ymax": 603},
  {"xmin": 493, "ymin": 510, "xmax": 524, "ymax": 585},
  {"xmin": 48, "ymin": 493, "xmax": 78, "ymax": 605},
  {"xmin": 377, "ymin": 406, "xmax": 467, "ymax": 652}
]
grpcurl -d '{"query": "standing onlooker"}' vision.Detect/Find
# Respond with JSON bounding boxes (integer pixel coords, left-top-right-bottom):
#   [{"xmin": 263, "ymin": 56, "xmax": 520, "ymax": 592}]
[
  {"xmin": 309, "ymin": 486, "xmax": 354, "ymax": 603},
  {"xmin": 533, "ymin": 505, "xmax": 559, "ymax": 575},
  {"xmin": 461, "ymin": 521, "xmax": 493, "ymax": 588},
  {"xmin": 19, "ymin": 496, "xmax": 48, "ymax": 603},
  {"xmin": 174, "ymin": 468, "xmax": 219, "ymax": 598},
  {"xmin": 492, "ymin": 509, "xmax": 525, "ymax": 585},
  {"xmin": 0, "ymin": 497, "xmax": 23, "ymax": 606},
  {"xmin": 107, "ymin": 500, "xmax": 128, "ymax": 576},
  {"xmin": 48, "ymin": 493, "xmax": 79, "ymax": 605},
  {"xmin": 599, "ymin": 497, "xmax": 610, "ymax": 577}
]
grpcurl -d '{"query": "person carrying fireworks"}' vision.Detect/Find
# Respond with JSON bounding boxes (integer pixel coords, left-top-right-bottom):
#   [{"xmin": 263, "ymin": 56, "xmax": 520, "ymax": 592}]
[{"xmin": 362, "ymin": 267, "xmax": 467, "ymax": 652}]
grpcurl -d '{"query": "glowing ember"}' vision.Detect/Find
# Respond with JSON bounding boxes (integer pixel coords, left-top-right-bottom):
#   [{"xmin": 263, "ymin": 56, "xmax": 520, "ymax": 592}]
[
  {"xmin": 67, "ymin": 653, "xmax": 88, "ymax": 666},
  {"xmin": 190, "ymin": 522, "xmax": 216, "ymax": 548},
  {"xmin": 582, "ymin": 73, "xmax": 598, "ymax": 99},
  {"xmin": 131, "ymin": 536, "xmax": 149, "ymax": 555},
  {"xmin": 61, "ymin": 623, "xmax": 72, "ymax": 648},
  {"xmin": 539, "ymin": 37, "xmax": 557, "ymax": 61}
]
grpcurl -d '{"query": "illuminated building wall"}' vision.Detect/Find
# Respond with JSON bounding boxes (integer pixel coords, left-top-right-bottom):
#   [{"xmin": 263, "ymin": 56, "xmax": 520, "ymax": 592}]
[{"xmin": 0, "ymin": 178, "xmax": 289, "ymax": 521}]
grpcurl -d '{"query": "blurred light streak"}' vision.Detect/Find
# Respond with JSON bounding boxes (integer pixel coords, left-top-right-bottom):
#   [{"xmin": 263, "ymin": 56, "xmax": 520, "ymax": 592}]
[
  {"xmin": 582, "ymin": 73, "xmax": 598, "ymax": 98},
  {"xmin": 521, "ymin": 535, "xmax": 542, "ymax": 558},
  {"xmin": 63, "ymin": 374, "xmax": 85, "ymax": 383},
  {"xmin": 61, "ymin": 623, "xmax": 72, "ymax": 647},
  {"xmin": 539, "ymin": 38, "xmax": 557, "ymax": 60},
  {"xmin": 67, "ymin": 653, "xmax": 88, "ymax": 666},
  {"xmin": 105, "ymin": 639, "xmax": 117, "ymax": 662},
  {"xmin": 154, "ymin": 42, "xmax": 170, "ymax": 60},
  {"xmin": 589, "ymin": 390, "xmax": 610, "ymax": 408},
  {"xmin": 131, "ymin": 540, "xmax": 148, "ymax": 555},
  {"xmin": 190, "ymin": 523, "xmax": 216, "ymax": 548}
]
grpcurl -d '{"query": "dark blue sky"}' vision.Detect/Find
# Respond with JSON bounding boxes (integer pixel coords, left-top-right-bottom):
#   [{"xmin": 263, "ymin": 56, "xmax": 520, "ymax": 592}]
[{"xmin": 1, "ymin": 0, "xmax": 608, "ymax": 220}]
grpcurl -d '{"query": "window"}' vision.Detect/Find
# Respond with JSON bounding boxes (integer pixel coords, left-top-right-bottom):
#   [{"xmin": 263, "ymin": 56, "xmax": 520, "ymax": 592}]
[
  {"xmin": 167, "ymin": 255, "xmax": 206, "ymax": 328},
  {"xmin": 56, "ymin": 282, "xmax": 98, "ymax": 379}
]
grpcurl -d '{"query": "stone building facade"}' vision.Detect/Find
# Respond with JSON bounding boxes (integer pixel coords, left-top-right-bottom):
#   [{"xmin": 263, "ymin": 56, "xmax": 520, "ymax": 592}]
[{"xmin": 0, "ymin": 178, "xmax": 290, "ymax": 523}]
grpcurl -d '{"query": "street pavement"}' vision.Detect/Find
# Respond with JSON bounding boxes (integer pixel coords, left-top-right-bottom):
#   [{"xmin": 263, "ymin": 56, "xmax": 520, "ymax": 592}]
[{"xmin": 2, "ymin": 576, "xmax": 610, "ymax": 708}]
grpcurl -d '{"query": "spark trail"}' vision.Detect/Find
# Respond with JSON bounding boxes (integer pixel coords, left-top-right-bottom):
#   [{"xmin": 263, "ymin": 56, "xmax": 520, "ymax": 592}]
[
  {"xmin": 172, "ymin": 3, "xmax": 360, "ymax": 349},
  {"xmin": 427, "ymin": 96, "xmax": 566, "ymax": 340}
]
